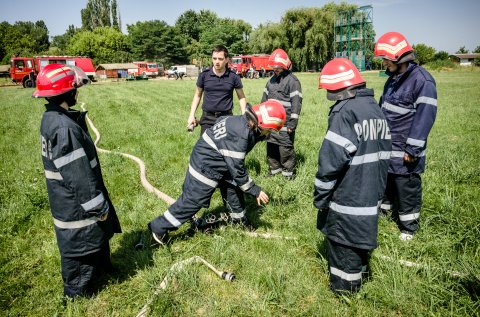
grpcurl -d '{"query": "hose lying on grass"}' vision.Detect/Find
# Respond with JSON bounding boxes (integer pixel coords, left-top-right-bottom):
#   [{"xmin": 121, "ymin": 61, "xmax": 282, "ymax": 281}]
[
  {"xmin": 80, "ymin": 103, "xmax": 176, "ymax": 205},
  {"xmin": 136, "ymin": 256, "xmax": 235, "ymax": 317}
]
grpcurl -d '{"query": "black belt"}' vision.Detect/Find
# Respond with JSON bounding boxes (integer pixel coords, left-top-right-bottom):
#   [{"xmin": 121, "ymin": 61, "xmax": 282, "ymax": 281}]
[{"xmin": 204, "ymin": 110, "xmax": 232, "ymax": 117}]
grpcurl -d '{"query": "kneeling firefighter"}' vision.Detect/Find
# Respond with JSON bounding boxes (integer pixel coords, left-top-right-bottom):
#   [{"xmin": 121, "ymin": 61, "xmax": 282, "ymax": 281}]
[
  {"xmin": 148, "ymin": 100, "xmax": 286, "ymax": 244},
  {"xmin": 34, "ymin": 64, "xmax": 121, "ymax": 298},
  {"xmin": 314, "ymin": 58, "xmax": 391, "ymax": 294}
]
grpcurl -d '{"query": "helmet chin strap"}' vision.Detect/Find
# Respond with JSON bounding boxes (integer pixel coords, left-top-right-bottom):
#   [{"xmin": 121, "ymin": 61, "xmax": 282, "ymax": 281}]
[
  {"xmin": 65, "ymin": 89, "xmax": 78, "ymax": 107},
  {"xmin": 245, "ymin": 104, "xmax": 261, "ymax": 132},
  {"xmin": 395, "ymin": 51, "xmax": 416, "ymax": 64},
  {"xmin": 327, "ymin": 84, "xmax": 365, "ymax": 101}
]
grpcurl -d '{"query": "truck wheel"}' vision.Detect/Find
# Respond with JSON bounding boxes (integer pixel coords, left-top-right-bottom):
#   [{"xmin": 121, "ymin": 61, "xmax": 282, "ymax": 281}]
[{"xmin": 24, "ymin": 79, "xmax": 34, "ymax": 88}]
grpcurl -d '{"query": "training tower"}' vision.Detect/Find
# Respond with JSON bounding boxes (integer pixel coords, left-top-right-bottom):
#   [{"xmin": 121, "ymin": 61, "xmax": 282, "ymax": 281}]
[{"xmin": 334, "ymin": 5, "xmax": 374, "ymax": 71}]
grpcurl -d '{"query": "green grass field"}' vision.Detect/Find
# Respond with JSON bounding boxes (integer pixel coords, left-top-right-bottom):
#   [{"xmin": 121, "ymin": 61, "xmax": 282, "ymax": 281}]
[{"xmin": 1, "ymin": 70, "xmax": 479, "ymax": 316}]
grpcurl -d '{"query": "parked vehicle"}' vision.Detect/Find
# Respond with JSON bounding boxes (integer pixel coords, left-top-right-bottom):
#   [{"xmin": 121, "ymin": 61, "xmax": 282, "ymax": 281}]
[
  {"xmin": 10, "ymin": 56, "xmax": 96, "ymax": 88},
  {"xmin": 167, "ymin": 65, "xmax": 187, "ymax": 79},
  {"xmin": 229, "ymin": 54, "xmax": 274, "ymax": 78},
  {"xmin": 133, "ymin": 61, "xmax": 159, "ymax": 78}
]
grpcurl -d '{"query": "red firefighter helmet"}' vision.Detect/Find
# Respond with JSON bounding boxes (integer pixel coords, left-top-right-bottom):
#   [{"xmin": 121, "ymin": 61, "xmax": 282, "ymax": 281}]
[
  {"xmin": 33, "ymin": 64, "xmax": 90, "ymax": 98},
  {"xmin": 319, "ymin": 58, "xmax": 365, "ymax": 91},
  {"xmin": 251, "ymin": 100, "xmax": 286, "ymax": 132},
  {"xmin": 268, "ymin": 48, "xmax": 292, "ymax": 70},
  {"xmin": 374, "ymin": 32, "xmax": 414, "ymax": 62}
]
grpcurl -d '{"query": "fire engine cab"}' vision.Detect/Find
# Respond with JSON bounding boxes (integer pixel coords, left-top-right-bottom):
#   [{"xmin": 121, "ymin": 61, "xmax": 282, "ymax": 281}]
[
  {"xmin": 132, "ymin": 61, "xmax": 159, "ymax": 78},
  {"xmin": 229, "ymin": 54, "xmax": 273, "ymax": 78},
  {"xmin": 10, "ymin": 56, "xmax": 96, "ymax": 88}
]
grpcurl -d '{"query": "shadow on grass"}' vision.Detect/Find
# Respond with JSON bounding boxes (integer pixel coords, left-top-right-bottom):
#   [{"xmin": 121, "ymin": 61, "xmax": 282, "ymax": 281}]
[
  {"xmin": 316, "ymin": 236, "xmax": 328, "ymax": 261},
  {"xmin": 109, "ymin": 229, "xmax": 156, "ymax": 281},
  {"xmin": 245, "ymin": 157, "xmax": 262, "ymax": 176}
]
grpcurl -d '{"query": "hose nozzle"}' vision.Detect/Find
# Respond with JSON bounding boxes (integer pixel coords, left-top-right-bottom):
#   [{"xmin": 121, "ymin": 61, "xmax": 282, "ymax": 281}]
[{"xmin": 221, "ymin": 271, "xmax": 235, "ymax": 282}]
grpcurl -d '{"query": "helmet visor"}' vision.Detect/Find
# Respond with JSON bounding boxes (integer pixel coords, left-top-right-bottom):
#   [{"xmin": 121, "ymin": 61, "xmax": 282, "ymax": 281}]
[{"xmin": 70, "ymin": 66, "xmax": 90, "ymax": 88}]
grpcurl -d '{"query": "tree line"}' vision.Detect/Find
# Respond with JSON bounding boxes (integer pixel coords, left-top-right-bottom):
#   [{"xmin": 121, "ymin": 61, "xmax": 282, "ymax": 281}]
[{"xmin": 1, "ymin": 0, "xmax": 479, "ymax": 69}]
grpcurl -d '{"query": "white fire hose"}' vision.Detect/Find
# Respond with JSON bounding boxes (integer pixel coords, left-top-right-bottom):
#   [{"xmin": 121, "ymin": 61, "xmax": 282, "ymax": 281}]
[
  {"xmin": 80, "ymin": 103, "xmax": 176, "ymax": 205},
  {"xmin": 136, "ymin": 256, "xmax": 234, "ymax": 317}
]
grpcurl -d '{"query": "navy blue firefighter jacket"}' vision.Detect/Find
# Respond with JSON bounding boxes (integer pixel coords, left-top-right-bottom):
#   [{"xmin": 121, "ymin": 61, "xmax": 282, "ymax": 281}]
[
  {"xmin": 380, "ymin": 62, "xmax": 437, "ymax": 175},
  {"xmin": 314, "ymin": 89, "xmax": 392, "ymax": 250},
  {"xmin": 40, "ymin": 103, "xmax": 121, "ymax": 257},
  {"xmin": 189, "ymin": 113, "xmax": 264, "ymax": 207}
]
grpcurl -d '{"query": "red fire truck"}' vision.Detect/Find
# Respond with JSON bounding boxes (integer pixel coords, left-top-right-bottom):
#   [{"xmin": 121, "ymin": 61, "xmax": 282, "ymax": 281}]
[
  {"xmin": 10, "ymin": 56, "xmax": 96, "ymax": 88},
  {"xmin": 132, "ymin": 61, "xmax": 159, "ymax": 78},
  {"xmin": 229, "ymin": 54, "xmax": 273, "ymax": 78}
]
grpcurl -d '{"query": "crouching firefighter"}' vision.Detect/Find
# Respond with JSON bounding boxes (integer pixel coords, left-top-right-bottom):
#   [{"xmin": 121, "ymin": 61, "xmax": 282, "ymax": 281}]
[
  {"xmin": 34, "ymin": 64, "xmax": 121, "ymax": 298},
  {"xmin": 148, "ymin": 100, "xmax": 286, "ymax": 244},
  {"xmin": 314, "ymin": 58, "xmax": 391, "ymax": 294}
]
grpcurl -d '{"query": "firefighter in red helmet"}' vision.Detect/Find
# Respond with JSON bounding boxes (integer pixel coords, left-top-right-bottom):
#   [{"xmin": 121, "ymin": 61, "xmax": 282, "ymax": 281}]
[
  {"xmin": 148, "ymin": 100, "xmax": 286, "ymax": 244},
  {"xmin": 261, "ymin": 48, "xmax": 302, "ymax": 180},
  {"xmin": 34, "ymin": 64, "xmax": 121, "ymax": 298},
  {"xmin": 375, "ymin": 32, "xmax": 437, "ymax": 241},
  {"xmin": 315, "ymin": 58, "xmax": 391, "ymax": 294}
]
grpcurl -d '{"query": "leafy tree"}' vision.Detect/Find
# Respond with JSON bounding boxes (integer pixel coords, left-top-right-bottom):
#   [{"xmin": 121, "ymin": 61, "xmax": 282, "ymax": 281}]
[
  {"xmin": 127, "ymin": 20, "xmax": 187, "ymax": 66},
  {"xmin": 111, "ymin": 0, "xmax": 120, "ymax": 30},
  {"xmin": 413, "ymin": 43, "xmax": 436, "ymax": 65},
  {"xmin": 276, "ymin": 3, "xmax": 356, "ymax": 71},
  {"xmin": 81, "ymin": 0, "xmax": 120, "ymax": 30},
  {"xmin": 67, "ymin": 27, "xmax": 132, "ymax": 64},
  {"xmin": 434, "ymin": 50, "xmax": 449, "ymax": 61},
  {"xmin": 176, "ymin": 10, "xmax": 201, "ymax": 42},
  {"xmin": 473, "ymin": 46, "xmax": 480, "ymax": 53},
  {"xmin": 51, "ymin": 25, "xmax": 79, "ymax": 53},
  {"xmin": 0, "ymin": 21, "xmax": 44, "ymax": 63},
  {"xmin": 13, "ymin": 21, "xmax": 50, "ymax": 52},
  {"xmin": 198, "ymin": 18, "xmax": 251, "ymax": 57},
  {"xmin": 174, "ymin": 10, "xmax": 251, "ymax": 65},
  {"xmin": 456, "ymin": 46, "xmax": 468, "ymax": 54},
  {"xmin": 249, "ymin": 22, "xmax": 286, "ymax": 55}
]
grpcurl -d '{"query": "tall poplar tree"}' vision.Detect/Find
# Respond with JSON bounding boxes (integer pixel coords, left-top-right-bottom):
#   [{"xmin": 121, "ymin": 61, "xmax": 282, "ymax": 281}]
[{"xmin": 81, "ymin": 0, "xmax": 120, "ymax": 31}]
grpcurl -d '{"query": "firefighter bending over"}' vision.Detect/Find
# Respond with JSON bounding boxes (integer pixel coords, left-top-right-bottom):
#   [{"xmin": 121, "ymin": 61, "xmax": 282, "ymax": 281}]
[{"xmin": 148, "ymin": 100, "xmax": 286, "ymax": 245}]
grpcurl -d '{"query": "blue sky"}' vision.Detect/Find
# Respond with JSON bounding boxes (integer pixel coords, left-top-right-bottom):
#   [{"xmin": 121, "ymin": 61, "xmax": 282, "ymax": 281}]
[{"xmin": 2, "ymin": 0, "xmax": 479, "ymax": 54}]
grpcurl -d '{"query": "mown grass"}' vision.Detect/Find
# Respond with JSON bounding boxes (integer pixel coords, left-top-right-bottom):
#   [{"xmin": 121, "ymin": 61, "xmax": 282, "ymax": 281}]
[{"xmin": 0, "ymin": 70, "xmax": 479, "ymax": 316}]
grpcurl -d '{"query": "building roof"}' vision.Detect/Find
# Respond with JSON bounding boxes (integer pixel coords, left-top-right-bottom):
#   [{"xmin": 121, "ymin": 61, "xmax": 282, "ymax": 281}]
[
  {"xmin": 0, "ymin": 65, "xmax": 10, "ymax": 72},
  {"xmin": 450, "ymin": 53, "xmax": 480, "ymax": 59},
  {"xmin": 96, "ymin": 63, "xmax": 137, "ymax": 70}
]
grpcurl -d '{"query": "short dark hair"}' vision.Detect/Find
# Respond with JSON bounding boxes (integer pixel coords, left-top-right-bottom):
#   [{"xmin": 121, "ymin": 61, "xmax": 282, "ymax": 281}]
[{"xmin": 212, "ymin": 45, "xmax": 229, "ymax": 58}]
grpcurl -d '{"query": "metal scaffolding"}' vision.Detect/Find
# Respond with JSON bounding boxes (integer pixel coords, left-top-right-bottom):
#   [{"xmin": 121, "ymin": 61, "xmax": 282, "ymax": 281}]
[{"xmin": 334, "ymin": 5, "xmax": 374, "ymax": 71}]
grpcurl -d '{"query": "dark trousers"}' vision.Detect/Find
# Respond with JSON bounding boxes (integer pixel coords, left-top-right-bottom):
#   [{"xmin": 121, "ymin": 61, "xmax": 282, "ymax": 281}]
[
  {"xmin": 326, "ymin": 238, "xmax": 370, "ymax": 295},
  {"xmin": 149, "ymin": 167, "xmax": 246, "ymax": 235},
  {"xmin": 199, "ymin": 110, "xmax": 233, "ymax": 134},
  {"xmin": 266, "ymin": 142, "xmax": 296, "ymax": 177},
  {"xmin": 61, "ymin": 244, "xmax": 112, "ymax": 298},
  {"xmin": 382, "ymin": 173, "xmax": 422, "ymax": 234}
]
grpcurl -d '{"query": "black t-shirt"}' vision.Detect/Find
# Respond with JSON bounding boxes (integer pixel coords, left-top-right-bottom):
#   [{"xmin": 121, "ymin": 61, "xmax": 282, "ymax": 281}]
[{"xmin": 197, "ymin": 68, "xmax": 243, "ymax": 112}]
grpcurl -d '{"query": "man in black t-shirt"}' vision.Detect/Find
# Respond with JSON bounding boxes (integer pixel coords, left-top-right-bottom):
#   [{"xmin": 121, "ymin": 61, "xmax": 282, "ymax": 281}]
[{"xmin": 188, "ymin": 45, "xmax": 247, "ymax": 134}]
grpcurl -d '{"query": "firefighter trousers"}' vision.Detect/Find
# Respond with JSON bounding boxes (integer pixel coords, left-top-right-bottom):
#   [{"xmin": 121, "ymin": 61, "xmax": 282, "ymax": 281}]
[
  {"xmin": 61, "ymin": 243, "xmax": 113, "ymax": 298},
  {"xmin": 148, "ymin": 168, "xmax": 246, "ymax": 235},
  {"xmin": 381, "ymin": 173, "xmax": 422, "ymax": 234},
  {"xmin": 326, "ymin": 238, "xmax": 370, "ymax": 295},
  {"xmin": 266, "ymin": 142, "xmax": 296, "ymax": 177}
]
